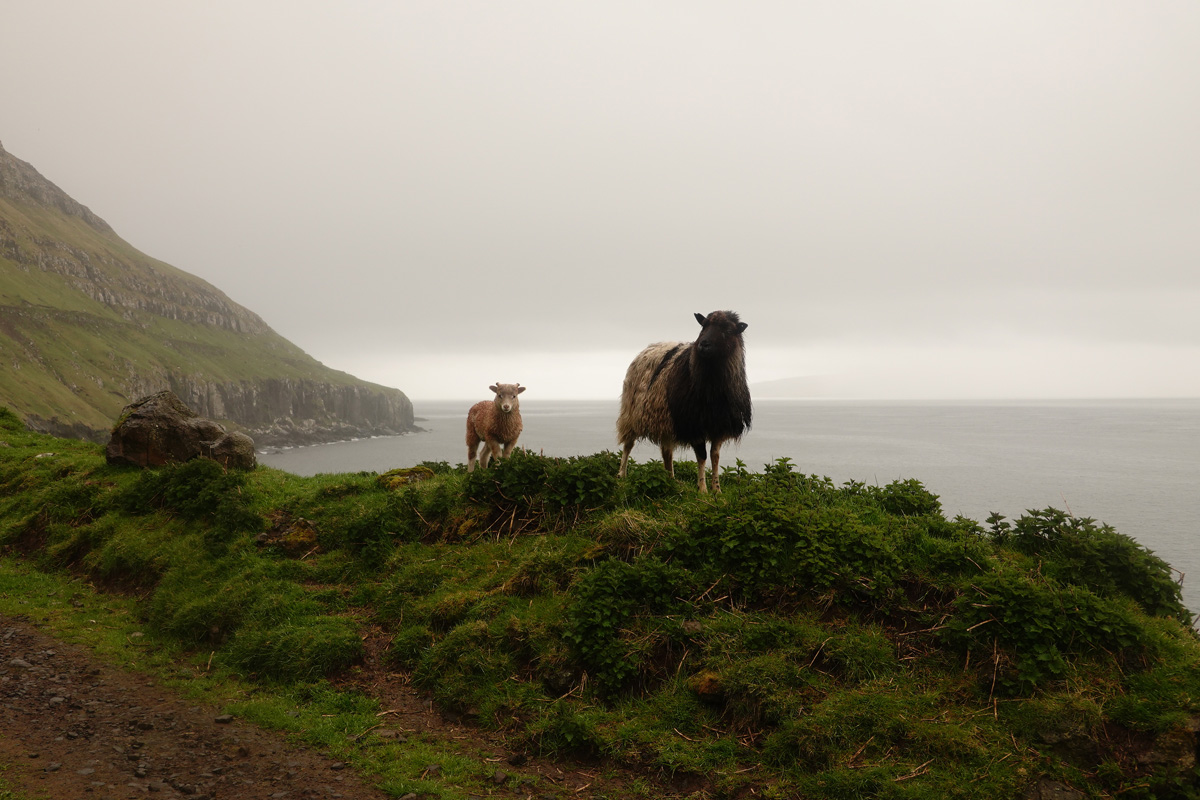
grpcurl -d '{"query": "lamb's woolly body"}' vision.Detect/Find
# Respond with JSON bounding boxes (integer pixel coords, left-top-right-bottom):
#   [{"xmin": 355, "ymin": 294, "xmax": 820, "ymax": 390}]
[
  {"xmin": 466, "ymin": 383, "xmax": 525, "ymax": 472},
  {"xmin": 617, "ymin": 311, "xmax": 751, "ymax": 493}
]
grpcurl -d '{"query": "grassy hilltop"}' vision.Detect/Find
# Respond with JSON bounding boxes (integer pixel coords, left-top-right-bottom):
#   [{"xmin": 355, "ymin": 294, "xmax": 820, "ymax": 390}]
[
  {"xmin": 2, "ymin": 407, "xmax": 1200, "ymax": 800},
  {"xmin": 0, "ymin": 141, "xmax": 413, "ymax": 443}
]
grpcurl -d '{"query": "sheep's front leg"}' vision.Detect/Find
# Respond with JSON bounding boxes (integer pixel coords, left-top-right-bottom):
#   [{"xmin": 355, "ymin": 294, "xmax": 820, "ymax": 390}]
[
  {"xmin": 710, "ymin": 439, "xmax": 725, "ymax": 494},
  {"xmin": 692, "ymin": 442, "xmax": 708, "ymax": 493}
]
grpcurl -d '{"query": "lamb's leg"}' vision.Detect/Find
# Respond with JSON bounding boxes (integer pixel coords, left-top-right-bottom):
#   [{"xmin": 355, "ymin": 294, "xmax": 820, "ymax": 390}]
[
  {"xmin": 467, "ymin": 417, "xmax": 481, "ymax": 472},
  {"xmin": 486, "ymin": 441, "xmax": 504, "ymax": 469},
  {"xmin": 618, "ymin": 440, "xmax": 634, "ymax": 478}
]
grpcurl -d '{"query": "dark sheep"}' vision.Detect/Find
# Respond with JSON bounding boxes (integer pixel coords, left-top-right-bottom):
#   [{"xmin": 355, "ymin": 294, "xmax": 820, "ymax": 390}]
[{"xmin": 616, "ymin": 310, "xmax": 752, "ymax": 493}]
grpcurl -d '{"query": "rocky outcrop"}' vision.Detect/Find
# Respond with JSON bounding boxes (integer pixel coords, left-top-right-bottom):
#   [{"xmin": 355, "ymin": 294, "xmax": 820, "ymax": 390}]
[
  {"xmin": 105, "ymin": 390, "xmax": 257, "ymax": 469},
  {"xmin": 119, "ymin": 375, "xmax": 416, "ymax": 447},
  {"xmin": 23, "ymin": 375, "xmax": 416, "ymax": 449}
]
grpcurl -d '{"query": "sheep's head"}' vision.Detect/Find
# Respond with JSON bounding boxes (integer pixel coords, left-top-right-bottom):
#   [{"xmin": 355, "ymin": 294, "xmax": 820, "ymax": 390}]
[
  {"xmin": 694, "ymin": 310, "xmax": 748, "ymax": 360},
  {"xmin": 489, "ymin": 382, "xmax": 526, "ymax": 413}
]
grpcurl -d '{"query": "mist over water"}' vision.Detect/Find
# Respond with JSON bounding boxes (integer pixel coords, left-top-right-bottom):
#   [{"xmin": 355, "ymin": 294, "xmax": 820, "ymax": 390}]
[{"xmin": 260, "ymin": 399, "xmax": 1200, "ymax": 616}]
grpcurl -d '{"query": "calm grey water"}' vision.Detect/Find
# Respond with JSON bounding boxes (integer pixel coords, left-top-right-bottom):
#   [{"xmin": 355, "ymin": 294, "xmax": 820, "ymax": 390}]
[{"xmin": 260, "ymin": 399, "xmax": 1200, "ymax": 616}]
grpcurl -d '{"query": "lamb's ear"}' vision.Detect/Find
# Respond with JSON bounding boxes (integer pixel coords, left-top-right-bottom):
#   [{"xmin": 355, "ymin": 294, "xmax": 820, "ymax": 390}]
[
  {"xmin": 737, "ymin": 322, "xmax": 748, "ymax": 333},
  {"xmin": 489, "ymin": 384, "xmax": 499, "ymax": 393},
  {"xmin": 695, "ymin": 312, "xmax": 707, "ymax": 326},
  {"xmin": 517, "ymin": 386, "xmax": 526, "ymax": 394}
]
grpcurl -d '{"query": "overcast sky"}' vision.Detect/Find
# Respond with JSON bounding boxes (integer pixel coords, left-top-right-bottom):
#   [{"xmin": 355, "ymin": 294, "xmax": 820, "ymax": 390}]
[{"xmin": 3, "ymin": 2, "xmax": 1198, "ymax": 400}]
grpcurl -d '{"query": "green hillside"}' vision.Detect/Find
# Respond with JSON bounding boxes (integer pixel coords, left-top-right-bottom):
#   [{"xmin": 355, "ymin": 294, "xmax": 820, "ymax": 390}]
[
  {"xmin": 3, "ymin": 412, "xmax": 1199, "ymax": 799},
  {"xmin": 0, "ymin": 141, "xmax": 412, "ymax": 442}
]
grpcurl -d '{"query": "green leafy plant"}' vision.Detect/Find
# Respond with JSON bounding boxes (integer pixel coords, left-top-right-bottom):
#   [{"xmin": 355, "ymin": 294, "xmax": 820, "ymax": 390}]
[
  {"xmin": 564, "ymin": 557, "xmax": 692, "ymax": 694},
  {"xmin": 996, "ymin": 508, "xmax": 1187, "ymax": 622}
]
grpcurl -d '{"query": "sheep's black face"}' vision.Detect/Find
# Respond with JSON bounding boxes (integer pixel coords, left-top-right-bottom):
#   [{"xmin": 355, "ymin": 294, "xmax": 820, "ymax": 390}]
[{"xmin": 694, "ymin": 311, "xmax": 747, "ymax": 361}]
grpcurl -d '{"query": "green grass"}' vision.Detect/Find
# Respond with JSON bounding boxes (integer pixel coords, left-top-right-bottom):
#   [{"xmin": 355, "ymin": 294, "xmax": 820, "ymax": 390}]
[
  {"xmin": 0, "ymin": 771, "xmax": 46, "ymax": 800},
  {"xmin": 3, "ymin": 408, "xmax": 1200, "ymax": 799}
]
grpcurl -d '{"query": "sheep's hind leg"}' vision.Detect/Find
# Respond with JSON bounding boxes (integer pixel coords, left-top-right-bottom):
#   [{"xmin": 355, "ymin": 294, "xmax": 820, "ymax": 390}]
[
  {"xmin": 660, "ymin": 446, "xmax": 674, "ymax": 478},
  {"xmin": 467, "ymin": 442, "xmax": 480, "ymax": 473},
  {"xmin": 618, "ymin": 440, "xmax": 635, "ymax": 478}
]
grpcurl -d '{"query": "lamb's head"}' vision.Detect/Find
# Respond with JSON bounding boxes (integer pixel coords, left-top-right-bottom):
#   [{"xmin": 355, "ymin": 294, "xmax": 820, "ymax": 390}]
[
  {"xmin": 693, "ymin": 310, "xmax": 748, "ymax": 361},
  {"xmin": 489, "ymin": 383, "xmax": 526, "ymax": 414}
]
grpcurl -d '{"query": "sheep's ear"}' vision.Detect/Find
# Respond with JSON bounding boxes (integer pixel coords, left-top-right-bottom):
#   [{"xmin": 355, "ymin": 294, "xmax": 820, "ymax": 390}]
[
  {"xmin": 694, "ymin": 312, "xmax": 707, "ymax": 326},
  {"xmin": 737, "ymin": 322, "xmax": 748, "ymax": 333},
  {"xmin": 517, "ymin": 386, "xmax": 526, "ymax": 394},
  {"xmin": 489, "ymin": 384, "xmax": 499, "ymax": 393}
]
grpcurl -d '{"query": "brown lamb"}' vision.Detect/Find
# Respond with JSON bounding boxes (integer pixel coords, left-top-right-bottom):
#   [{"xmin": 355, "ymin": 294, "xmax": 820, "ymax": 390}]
[{"xmin": 466, "ymin": 382, "xmax": 526, "ymax": 472}]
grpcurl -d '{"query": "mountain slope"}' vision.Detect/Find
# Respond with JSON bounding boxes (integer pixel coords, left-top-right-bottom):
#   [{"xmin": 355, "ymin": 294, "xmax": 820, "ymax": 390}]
[{"xmin": 0, "ymin": 140, "xmax": 414, "ymax": 445}]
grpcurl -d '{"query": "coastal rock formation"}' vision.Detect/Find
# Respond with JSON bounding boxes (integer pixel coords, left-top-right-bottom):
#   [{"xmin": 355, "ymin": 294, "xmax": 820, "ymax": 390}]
[
  {"xmin": 117, "ymin": 375, "xmax": 416, "ymax": 447},
  {"xmin": 105, "ymin": 390, "xmax": 257, "ymax": 469}
]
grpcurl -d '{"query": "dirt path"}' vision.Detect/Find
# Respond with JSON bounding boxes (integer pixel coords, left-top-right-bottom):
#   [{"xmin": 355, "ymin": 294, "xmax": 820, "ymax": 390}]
[
  {"xmin": 1, "ymin": 615, "xmax": 676, "ymax": 800},
  {"xmin": 1, "ymin": 614, "xmax": 397, "ymax": 800}
]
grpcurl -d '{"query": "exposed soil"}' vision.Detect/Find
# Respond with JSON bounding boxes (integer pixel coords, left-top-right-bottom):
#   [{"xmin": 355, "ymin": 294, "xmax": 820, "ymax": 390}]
[{"xmin": 0, "ymin": 615, "xmax": 682, "ymax": 800}]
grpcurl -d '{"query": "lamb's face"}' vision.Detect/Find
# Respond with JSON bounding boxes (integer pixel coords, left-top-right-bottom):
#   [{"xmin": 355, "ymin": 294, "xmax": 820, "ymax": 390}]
[{"xmin": 489, "ymin": 383, "xmax": 526, "ymax": 413}]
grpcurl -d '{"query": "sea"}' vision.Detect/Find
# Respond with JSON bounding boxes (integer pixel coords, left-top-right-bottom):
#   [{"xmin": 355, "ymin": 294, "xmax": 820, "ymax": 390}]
[{"xmin": 259, "ymin": 399, "xmax": 1200, "ymax": 617}]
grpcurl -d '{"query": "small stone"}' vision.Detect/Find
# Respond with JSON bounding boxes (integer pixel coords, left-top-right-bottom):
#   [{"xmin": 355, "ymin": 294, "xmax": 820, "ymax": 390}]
[
  {"xmin": 8, "ymin": 658, "xmax": 32, "ymax": 669},
  {"xmin": 329, "ymin": 762, "xmax": 346, "ymax": 771},
  {"xmin": 45, "ymin": 763, "xmax": 61, "ymax": 772},
  {"xmin": 214, "ymin": 714, "xmax": 234, "ymax": 724}
]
